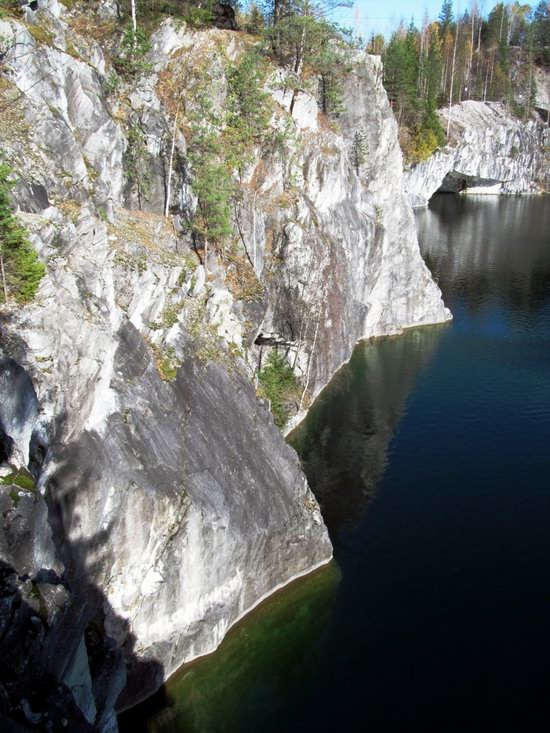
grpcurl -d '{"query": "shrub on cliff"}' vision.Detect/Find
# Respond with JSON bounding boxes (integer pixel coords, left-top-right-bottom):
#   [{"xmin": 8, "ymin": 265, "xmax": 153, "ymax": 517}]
[
  {"xmin": 0, "ymin": 163, "xmax": 45, "ymax": 303},
  {"xmin": 113, "ymin": 25, "xmax": 152, "ymax": 79},
  {"xmin": 258, "ymin": 351, "xmax": 301, "ymax": 429}
]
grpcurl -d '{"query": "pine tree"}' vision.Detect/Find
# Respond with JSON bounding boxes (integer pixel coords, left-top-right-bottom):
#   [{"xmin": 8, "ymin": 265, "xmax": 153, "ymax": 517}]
[
  {"xmin": 246, "ymin": 4, "xmax": 265, "ymax": 35},
  {"xmin": 384, "ymin": 23, "xmax": 419, "ymax": 127},
  {"xmin": 0, "ymin": 163, "xmax": 45, "ymax": 303},
  {"xmin": 439, "ymin": 0, "xmax": 454, "ymax": 32}
]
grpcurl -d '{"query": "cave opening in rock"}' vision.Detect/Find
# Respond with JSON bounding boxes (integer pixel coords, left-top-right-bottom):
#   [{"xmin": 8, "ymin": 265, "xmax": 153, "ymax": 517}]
[
  {"xmin": 0, "ymin": 423, "xmax": 13, "ymax": 464},
  {"xmin": 436, "ymin": 173, "xmax": 469, "ymax": 194},
  {"xmin": 436, "ymin": 171, "xmax": 504, "ymax": 196}
]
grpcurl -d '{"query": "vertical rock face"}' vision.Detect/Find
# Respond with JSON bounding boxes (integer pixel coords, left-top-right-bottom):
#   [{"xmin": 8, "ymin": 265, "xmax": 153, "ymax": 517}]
[
  {"xmin": 534, "ymin": 66, "xmax": 550, "ymax": 120},
  {"xmin": 0, "ymin": 4, "xmax": 448, "ymax": 728},
  {"xmin": 250, "ymin": 55, "xmax": 450, "ymax": 402},
  {"xmin": 404, "ymin": 101, "xmax": 550, "ymax": 208}
]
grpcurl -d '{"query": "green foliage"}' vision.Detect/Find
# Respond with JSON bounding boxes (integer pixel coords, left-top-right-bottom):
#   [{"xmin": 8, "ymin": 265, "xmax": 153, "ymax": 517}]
[
  {"xmin": 402, "ymin": 124, "xmax": 441, "ymax": 164},
  {"xmin": 185, "ymin": 46, "xmax": 272, "ymax": 247},
  {"xmin": 148, "ymin": 339, "xmax": 180, "ymax": 380},
  {"xmin": 186, "ymin": 91, "xmax": 233, "ymax": 244},
  {"xmin": 180, "ymin": 1, "xmax": 216, "ymax": 29},
  {"xmin": 376, "ymin": 0, "xmax": 547, "ymax": 160},
  {"xmin": 117, "ymin": 0, "xmax": 243, "ymax": 32},
  {"xmin": 26, "ymin": 22, "xmax": 55, "ymax": 47},
  {"xmin": 158, "ymin": 347, "xmax": 178, "ymax": 380},
  {"xmin": 384, "ymin": 22, "xmax": 420, "ymax": 129},
  {"xmin": 263, "ymin": 1, "xmax": 353, "ymax": 117},
  {"xmin": 1, "ymin": 469, "xmax": 36, "ymax": 492},
  {"xmin": 190, "ymin": 149, "xmax": 234, "ymax": 243},
  {"xmin": 225, "ymin": 47, "xmax": 272, "ymax": 172},
  {"xmin": 258, "ymin": 351, "xmax": 301, "ymax": 429},
  {"xmin": 102, "ymin": 70, "xmax": 121, "ymax": 96},
  {"xmin": 113, "ymin": 25, "xmax": 152, "ymax": 79},
  {"xmin": 351, "ymin": 127, "xmax": 368, "ymax": 174},
  {"xmin": 423, "ymin": 107, "xmax": 445, "ymax": 148},
  {"xmin": 315, "ymin": 25, "xmax": 353, "ymax": 116},
  {"xmin": 438, "ymin": 0, "xmax": 454, "ymax": 31},
  {"xmin": 0, "ymin": 162, "xmax": 45, "ymax": 303},
  {"xmin": 0, "ymin": 0, "xmax": 20, "ymax": 20},
  {"xmin": 245, "ymin": 3, "xmax": 265, "ymax": 35},
  {"xmin": 533, "ymin": 0, "xmax": 550, "ymax": 66}
]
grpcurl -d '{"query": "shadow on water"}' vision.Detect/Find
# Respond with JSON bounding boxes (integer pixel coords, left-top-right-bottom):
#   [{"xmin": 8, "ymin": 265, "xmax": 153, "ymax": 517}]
[
  {"xmin": 118, "ymin": 563, "xmax": 341, "ymax": 733},
  {"xmin": 0, "ymin": 355, "xmax": 166, "ymax": 731},
  {"xmin": 122, "ymin": 195, "xmax": 550, "ymax": 733},
  {"xmin": 289, "ymin": 325, "xmax": 447, "ymax": 536},
  {"xmin": 119, "ymin": 325, "xmax": 447, "ymax": 733}
]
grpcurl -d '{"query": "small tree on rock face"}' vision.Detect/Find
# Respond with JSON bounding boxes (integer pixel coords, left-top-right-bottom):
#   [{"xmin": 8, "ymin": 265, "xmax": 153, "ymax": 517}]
[
  {"xmin": 246, "ymin": 3, "xmax": 265, "ymax": 34},
  {"xmin": 263, "ymin": 1, "xmax": 353, "ymax": 117},
  {"xmin": 0, "ymin": 163, "xmax": 45, "ymax": 303},
  {"xmin": 351, "ymin": 127, "xmax": 368, "ymax": 174}
]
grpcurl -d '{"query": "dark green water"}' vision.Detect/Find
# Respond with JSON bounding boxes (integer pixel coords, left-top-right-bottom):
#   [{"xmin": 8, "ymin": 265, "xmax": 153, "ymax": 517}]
[{"xmin": 121, "ymin": 195, "xmax": 550, "ymax": 732}]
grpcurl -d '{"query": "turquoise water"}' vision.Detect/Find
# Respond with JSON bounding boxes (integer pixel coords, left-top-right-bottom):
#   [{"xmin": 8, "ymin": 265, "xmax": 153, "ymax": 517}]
[{"xmin": 121, "ymin": 195, "xmax": 550, "ymax": 732}]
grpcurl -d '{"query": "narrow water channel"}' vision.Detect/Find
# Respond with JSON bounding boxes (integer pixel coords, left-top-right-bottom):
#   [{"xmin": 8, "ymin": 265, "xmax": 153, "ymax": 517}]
[{"xmin": 121, "ymin": 195, "xmax": 550, "ymax": 732}]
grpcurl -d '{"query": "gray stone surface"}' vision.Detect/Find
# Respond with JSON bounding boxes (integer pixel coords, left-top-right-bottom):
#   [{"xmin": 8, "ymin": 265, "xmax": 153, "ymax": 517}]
[
  {"xmin": 254, "ymin": 54, "xmax": 451, "ymax": 404},
  {"xmin": 405, "ymin": 101, "xmax": 550, "ymax": 208}
]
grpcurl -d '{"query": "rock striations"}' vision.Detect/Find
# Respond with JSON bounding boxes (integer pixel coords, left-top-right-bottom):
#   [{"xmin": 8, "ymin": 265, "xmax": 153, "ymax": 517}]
[
  {"xmin": 405, "ymin": 100, "xmax": 550, "ymax": 208},
  {"xmin": 0, "ymin": 1, "xmax": 449, "ymax": 729}
]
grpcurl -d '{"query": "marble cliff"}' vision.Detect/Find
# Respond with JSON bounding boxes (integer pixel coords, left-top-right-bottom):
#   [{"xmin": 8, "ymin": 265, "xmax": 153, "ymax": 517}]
[
  {"xmin": 405, "ymin": 100, "xmax": 550, "ymax": 208},
  {"xmin": 0, "ymin": 1, "xmax": 449, "ymax": 729}
]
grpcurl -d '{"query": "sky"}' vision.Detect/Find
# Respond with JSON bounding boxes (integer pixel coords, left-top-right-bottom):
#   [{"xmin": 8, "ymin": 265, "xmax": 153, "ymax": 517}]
[{"xmin": 329, "ymin": 0, "xmax": 536, "ymax": 38}]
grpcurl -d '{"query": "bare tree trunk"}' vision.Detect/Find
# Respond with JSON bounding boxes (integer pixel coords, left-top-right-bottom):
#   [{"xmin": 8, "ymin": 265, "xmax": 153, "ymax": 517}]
[
  {"xmin": 498, "ymin": 3, "xmax": 505, "ymax": 43},
  {"xmin": 447, "ymin": 25, "xmax": 459, "ymax": 138},
  {"xmin": 233, "ymin": 200, "xmax": 255, "ymax": 269},
  {"xmin": 204, "ymin": 237, "xmax": 208, "ymax": 280},
  {"xmin": 477, "ymin": 20, "xmax": 482, "ymax": 52},
  {"xmin": 418, "ymin": 23, "xmax": 426, "ymax": 97},
  {"xmin": 164, "ymin": 104, "xmax": 180, "ymax": 219},
  {"xmin": 289, "ymin": 87, "xmax": 300, "ymax": 116},
  {"xmin": 0, "ymin": 253, "xmax": 7, "ymax": 302},
  {"xmin": 252, "ymin": 194, "xmax": 257, "ymax": 271},
  {"xmin": 525, "ymin": 60, "xmax": 533, "ymax": 122},
  {"xmin": 294, "ymin": 25, "xmax": 306, "ymax": 75},
  {"xmin": 469, "ymin": 1, "xmax": 476, "ymax": 96},
  {"xmin": 130, "ymin": 0, "xmax": 137, "ymax": 52},
  {"xmin": 470, "ymin": 2, "xmax": 475, "ymax": 55}
]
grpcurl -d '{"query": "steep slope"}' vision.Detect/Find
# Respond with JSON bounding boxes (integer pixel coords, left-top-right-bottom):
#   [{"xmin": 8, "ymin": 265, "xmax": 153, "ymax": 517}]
[
  {"xmin": 248, "ymin": 53, "xmax": 451, "ymax": 405},
  {"xmin": 0, "ymin": 1, "xmax": 449, "ymax": 729}
]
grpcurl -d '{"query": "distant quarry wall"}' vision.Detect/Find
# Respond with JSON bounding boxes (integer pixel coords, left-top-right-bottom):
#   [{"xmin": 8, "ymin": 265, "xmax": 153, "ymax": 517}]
[{"xmin": 405, "ymin": 101, "xmax": 550, "ymax": 208}]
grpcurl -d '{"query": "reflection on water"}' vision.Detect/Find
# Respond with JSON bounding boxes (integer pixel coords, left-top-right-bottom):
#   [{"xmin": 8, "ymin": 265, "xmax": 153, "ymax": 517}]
[
  {"xmin": 417, "ymin": 195, "xmax": 550, "ymax": 314},
  {"xmin": 289, "ymin": 326, "xmax": 446, "ymax": 533}
]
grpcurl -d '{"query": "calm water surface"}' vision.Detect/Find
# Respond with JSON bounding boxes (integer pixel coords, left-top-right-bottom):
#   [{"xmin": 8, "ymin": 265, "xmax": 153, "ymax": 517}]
[{"xmin": 121, "ymin": 195, "xmax": 550, "ymax": 732}]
